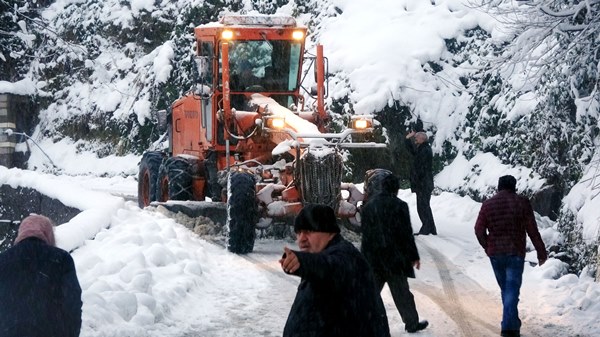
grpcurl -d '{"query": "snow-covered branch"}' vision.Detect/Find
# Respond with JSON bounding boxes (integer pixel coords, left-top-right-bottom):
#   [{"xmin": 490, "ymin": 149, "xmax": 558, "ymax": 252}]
[{"xmin": 557, "ymin": 23, "xmax": 590, "ymax": 32}]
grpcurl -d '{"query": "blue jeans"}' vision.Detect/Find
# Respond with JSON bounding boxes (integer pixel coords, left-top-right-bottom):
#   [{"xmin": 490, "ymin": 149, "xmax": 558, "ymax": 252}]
[{"xmin": 490, "ymin": 255, "xmax": 524, "ymax": 331}]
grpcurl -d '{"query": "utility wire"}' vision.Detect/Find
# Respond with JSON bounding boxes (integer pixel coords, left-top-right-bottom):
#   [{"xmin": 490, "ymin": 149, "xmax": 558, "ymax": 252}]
[{"xmin": 3, "ymin": 128, "xmax": 57, "ymax": 169}]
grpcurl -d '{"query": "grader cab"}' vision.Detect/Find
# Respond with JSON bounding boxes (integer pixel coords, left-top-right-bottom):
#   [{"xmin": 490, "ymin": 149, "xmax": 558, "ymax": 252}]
[{"xmin": 138, "ymin": 15, "xmax": 385, "ymax": 253}]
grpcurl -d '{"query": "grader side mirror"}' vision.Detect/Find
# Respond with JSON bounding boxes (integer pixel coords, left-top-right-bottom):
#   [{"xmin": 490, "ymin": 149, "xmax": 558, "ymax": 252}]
[{"xmin": 156, "ymin": 109, "xmax": 168, "ymax": 133}]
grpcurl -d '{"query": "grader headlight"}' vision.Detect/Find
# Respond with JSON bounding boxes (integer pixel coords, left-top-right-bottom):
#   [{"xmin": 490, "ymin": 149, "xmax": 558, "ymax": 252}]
[
  {"xmin": 265, "ymin": 116, "xmax": 285, "ymax": 129},
  {"xmin": 351, "ymin": 116, "xmax": 373, "ymax": 130}
]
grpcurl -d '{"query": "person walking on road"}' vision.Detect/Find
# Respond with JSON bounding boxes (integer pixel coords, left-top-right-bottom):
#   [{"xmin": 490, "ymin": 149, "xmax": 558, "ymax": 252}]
[
  {"xmin": 280, "ymin": 203, "xmax": 390, "ymax": 337},
  {"xmin": 0, "ymin": 214, "xmax": 83, "ymax": 337},
  {"xmin": 361, "ymin": 173, "xmax": 429, "ymax": 334},
  {"xmin": 474, "ymin": 175, "xmax": 548, "ymax": 337},
  {"xmin": 405, "ymin": 130, "xmax": 437, "ymax": 235}
]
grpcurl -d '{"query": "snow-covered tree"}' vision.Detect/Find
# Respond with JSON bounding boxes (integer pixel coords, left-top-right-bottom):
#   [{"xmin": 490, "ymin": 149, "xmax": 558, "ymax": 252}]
[{"xmin": 464, "ymin": 0, "xmax": 600, "ymax": 273}]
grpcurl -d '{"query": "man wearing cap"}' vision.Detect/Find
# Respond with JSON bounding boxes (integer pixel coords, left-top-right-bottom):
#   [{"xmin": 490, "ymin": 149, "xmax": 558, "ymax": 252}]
[
  {"xmin": 475, "ymin": 175, "xmax": 548, "ymax": 337},
  {"xmin": 279, "ymin": 203, "xmax": 390, "ymax": 337},
  {"xmin": 0, "ymin": 214, "xmax": 82, "ymax": 337}
]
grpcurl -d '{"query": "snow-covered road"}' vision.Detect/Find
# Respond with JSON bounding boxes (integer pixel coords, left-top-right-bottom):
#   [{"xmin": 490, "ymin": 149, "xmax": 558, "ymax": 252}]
[
  {"xmin": 146, "ymin": 227, "xmax": 569, "ymax": 337},
  {"xmin": 2, "ymin": 167, "xmax": 598, "ymax": 337}
]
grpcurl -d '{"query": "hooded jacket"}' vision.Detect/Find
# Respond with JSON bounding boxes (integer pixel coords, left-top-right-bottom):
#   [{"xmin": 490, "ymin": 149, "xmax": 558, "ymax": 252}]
[
  {"xmin": 0, "ymin": 234, "xmax": 82, "ymax": 336},
  {"xmin": 361, "ymin": 178, "xmax": 420, "ymax": 278}
]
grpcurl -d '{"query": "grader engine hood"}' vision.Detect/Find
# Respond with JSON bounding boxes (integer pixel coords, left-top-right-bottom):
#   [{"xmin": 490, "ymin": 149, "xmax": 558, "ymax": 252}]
[
  {"xmin": 250, "ymin": 94, "xmax": 320, "ymax": 135},
  {"xmin": 245, "ymin": 93, "xmax": 323, "ymax": 156},
  {"xmin": 245, "ymin": 93, "xmax": 384, "ymax": 154}
]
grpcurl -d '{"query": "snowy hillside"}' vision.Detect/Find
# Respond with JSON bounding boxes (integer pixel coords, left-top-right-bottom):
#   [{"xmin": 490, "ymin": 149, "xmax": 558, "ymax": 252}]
[{"xmin": 1, "ymin": 0, "xmax": 599, "ymax": 271}]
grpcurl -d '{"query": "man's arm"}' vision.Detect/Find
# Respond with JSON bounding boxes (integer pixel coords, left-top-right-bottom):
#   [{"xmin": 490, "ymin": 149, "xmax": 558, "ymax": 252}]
[
  {"xmin": 61, "ymin": 255, "xmax": 82, "ymax": 337},
  {"xmin": 397, "ymin": 201, "xmax": 420, "ymax": 262},
  {"xmin": 422, "ymin": 146, "xmax": 433, "ymax": 177},
  {"xmin": 280, "ymin": 247, "xmax": 300, "ymax": 274},
  {"xmin": 280, "ymin": 245, "xmax": 348, "ymax": 285},
  {"xmin": 404, "ymin": 132, "xmax": 417, "ymax": 155},
  {"xmin": 523, "ymin": 199, "xmax": 548, "ymax": 265},
  {"xmin": 474, "ymin": 204, "xmax": 488, "ymax": 251}
]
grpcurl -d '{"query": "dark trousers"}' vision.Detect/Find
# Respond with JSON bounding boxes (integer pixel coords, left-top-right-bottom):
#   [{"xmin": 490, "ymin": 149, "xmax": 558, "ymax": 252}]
[
  {"xmin": 416, "ymin": 190, "xmax": 437, "ymax": 235},
  {"xmin": 373, "ymin": 271, "xmax": 420, "ymax": 330},
  {"xmin": 490, "ymin": 255, "xmax": 524, "ymax": 332}
]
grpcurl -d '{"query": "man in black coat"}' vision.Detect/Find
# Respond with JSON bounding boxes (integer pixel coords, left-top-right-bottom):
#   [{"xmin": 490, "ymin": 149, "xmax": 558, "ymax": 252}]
[
  {"xmin": 0, "ymin": 214, "xmax": 82, "ymax": 337},
  {"xmin": 361, "ymin": 173, "xmax": 429, "ymax": 333},
  {"xmin": 280, "ymin": 204, "xmax": 390, "ymax": 337},
  {"xmin": 405, "ymin": 130, "xmax": 437, "ymax": 235}
]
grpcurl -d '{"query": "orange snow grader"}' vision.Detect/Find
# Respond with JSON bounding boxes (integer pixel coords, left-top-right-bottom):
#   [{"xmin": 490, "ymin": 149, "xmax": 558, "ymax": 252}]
[{"xmin": 138, "ymin": 14, "xmax": 385, "ymax": 253}]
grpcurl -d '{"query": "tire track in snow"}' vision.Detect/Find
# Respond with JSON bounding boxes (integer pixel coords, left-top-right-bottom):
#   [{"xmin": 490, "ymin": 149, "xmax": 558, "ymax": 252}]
[
  {"xmin": 415, "ymin": 239, "xmax": 498, "ymax": 337},
  {"xmin": 415, "ymin": 239, "xmax": 543, "ymax": 337}
]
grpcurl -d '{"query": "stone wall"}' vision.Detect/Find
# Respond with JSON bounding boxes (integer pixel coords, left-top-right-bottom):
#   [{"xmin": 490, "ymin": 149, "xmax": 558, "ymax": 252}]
[{"xmin": 0, "ymin": 184, "xmax": 81, "ymax": 253}]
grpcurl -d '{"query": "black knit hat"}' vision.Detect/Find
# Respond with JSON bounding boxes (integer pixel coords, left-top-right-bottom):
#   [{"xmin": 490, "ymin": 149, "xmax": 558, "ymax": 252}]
[
  {"xmin": 498, "ymin": 175, "xmax": 517, "ymax": 192},
  {"xmin": 294, "ymin": 204, "xmax": 340, "ymax": 234}
]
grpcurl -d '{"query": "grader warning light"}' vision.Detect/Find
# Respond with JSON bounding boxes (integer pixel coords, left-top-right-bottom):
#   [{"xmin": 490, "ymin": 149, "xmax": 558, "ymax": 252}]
[
  {"xmin": 221, "ymin": 30, "xmax": 234, "ymax": 39},
  {"xmin": 292, "ymin": 30, "xmax": 304, "ymax": 40}
]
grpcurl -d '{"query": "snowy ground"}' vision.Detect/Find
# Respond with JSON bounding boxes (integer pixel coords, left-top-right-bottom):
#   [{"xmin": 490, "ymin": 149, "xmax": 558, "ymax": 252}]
[
  {"xmin": 1, "ymin": 161, "xmax": 599, "ymax": 337},
  {"xmin": 1, "ymin": 0, "xmax": 598, "ymax": 335}
]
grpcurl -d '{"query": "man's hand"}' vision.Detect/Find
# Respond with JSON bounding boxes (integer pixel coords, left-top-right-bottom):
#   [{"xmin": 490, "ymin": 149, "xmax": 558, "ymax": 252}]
[
  {"xmin": 413, "ymin": 260, "xmax": 421, "ymax": 270},
  {"xmin": 406, "ymin": 131, "xmax": 416, "ymax": 139},
  {"xmin": 280, "ymin": 247, "xmax": 300, "ymax": 274}
]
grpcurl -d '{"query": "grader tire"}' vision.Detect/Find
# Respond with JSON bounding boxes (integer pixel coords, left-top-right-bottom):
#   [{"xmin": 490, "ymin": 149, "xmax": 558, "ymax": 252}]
[
  {"xmin": 227, "ymin": 171, "xmax": 257, "ymax": 254},
  {"xmin": 138, "ymin": 151, "xmax": 165, "ymax": 208},
  {"xmin": 158, "ymin": 157, "xmax": 193, "ymax": 202}
]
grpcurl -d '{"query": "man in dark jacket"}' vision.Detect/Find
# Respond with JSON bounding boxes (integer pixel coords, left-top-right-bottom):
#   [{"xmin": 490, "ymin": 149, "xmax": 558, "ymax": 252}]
[
  {"xmin": 361, "ymin": 173, "xmax": 429, "ymax": 334},
  {"xmin": 0, "ymin": 214, "xmax": 83, "ymax": 337},
  {"xmin": 280, "ymin": 204, "xmax": 390, "ymax": 337},
  {"xmin": 475, "ymin": 175, "xmax": 548, "ymax": 337},
  {"xmin": 405, "ymin": 131, "xmax": 437, "ymax": 235}
]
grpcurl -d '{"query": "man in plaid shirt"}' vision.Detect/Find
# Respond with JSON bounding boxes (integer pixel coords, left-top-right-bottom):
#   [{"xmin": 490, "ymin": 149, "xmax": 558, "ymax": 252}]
[{"xmin": 474, "ymin": 175, "xmax": 548, "ymax": 337}]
